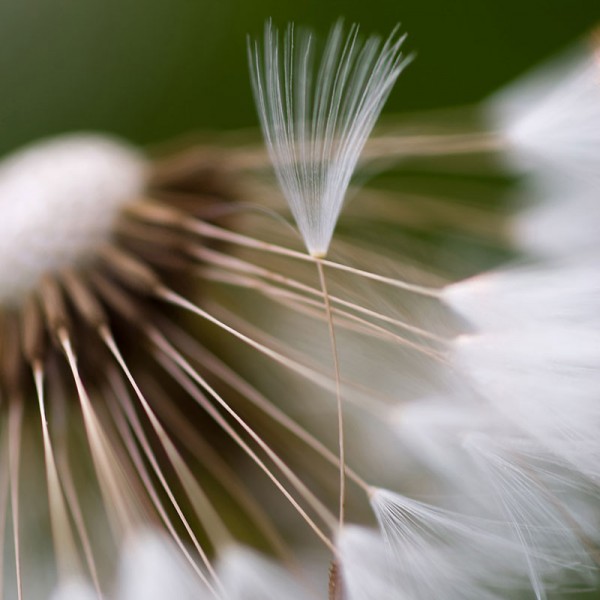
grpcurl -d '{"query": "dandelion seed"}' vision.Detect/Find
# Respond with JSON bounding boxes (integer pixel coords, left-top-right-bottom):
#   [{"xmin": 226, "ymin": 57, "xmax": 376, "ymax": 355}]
[
  {"xmin": 249, "ymin": 19, "xmax": 411, "ymax": 536},
  {"xmin": 369, "ymin": 487, "xmax": 524, "ymax": 600},
  {"xmin": 248, "ymin": 20, "xmax": 410, "ymax": 258}
]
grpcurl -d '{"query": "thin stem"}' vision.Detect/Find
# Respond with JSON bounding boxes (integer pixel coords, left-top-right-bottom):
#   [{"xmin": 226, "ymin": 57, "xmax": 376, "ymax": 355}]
[
  {"xmin": 150, "ymin": 327, "xmax": 338, "ymax": 531},
  {"xmin": 124, "ymin": 202, "xmax": 442, "ymax": 298},
  {"xmin": 0, "ymin": 419, "xmax": 9, "ymax": 600},
  {"xmin": 158, "ymin": 287, "xmax": 351, "ymax": 406},
  {"xmin": 33, "ymin": 363, "xmax": 81, "ymax": 584},
  {"xmin": 184, "ymin": 219, "xmax": 442, "ymax": 297},
  {"xmin": 205, "ymin": 302, "xmax": 393, "ymax": 416},
  {"xmin": 102, "ymin": 329, "xmax": 232, "ymax": 554},
  {"xmin": 8, "ymin": 395, "xmax": 23, "ymax": 600},
  {"xmin": 144, "ymin": 371, "xmax": 296, "ymax": 566},
  {"xmin": 155, "ymin": 351, "xmax": 336, "ymax": 553},
  {"xmin": 54, "ymin": 438, "xmax": 102, "ymax": 597},
  {"xmin": 60, "ymin": 331, "xmax": 136, "ymax": 537},
  {"xmin": 161, "ymin": 320, "xmax": 371, "ymax": 492},
  {"xmin": 198, "ymin": 267, "xmax": 447, "ymax": 360},
  {"xmin": 360, "ymin": 131, "xmax": 504, "ymax": 161},
  {"xmin": 316, "ymin": 259, "xmax": 345, "ymax": 529},
  {"xmin": 190, "ymin": 245, "xmax": 446, "ymax": 343},
  {"xmin": 104, "ymin": 379, "xmax": 221, "ymax": 597}
]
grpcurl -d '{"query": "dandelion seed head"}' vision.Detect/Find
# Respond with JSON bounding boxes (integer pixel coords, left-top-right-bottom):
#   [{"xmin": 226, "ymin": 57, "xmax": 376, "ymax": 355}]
[
  {"xmin": 0, "ymin": 18, "xmax": 598, "ymax": 600},
  {"xmin": 0, "ymin": 134, "xmax": 147, "ymax": 305}
]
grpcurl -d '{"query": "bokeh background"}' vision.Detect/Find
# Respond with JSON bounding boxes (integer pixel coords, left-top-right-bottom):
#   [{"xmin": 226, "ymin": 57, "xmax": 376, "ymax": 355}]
[{"xmin": 0, "ymin": 0, "xmax": 598, "ymax": 156}]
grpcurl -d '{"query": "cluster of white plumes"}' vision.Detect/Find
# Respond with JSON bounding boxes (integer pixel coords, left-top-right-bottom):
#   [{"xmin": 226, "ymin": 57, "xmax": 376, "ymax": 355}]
[
  {"xmin": 46, "ymin": 24, "xmax": 600, "ymax": 600},
  {"xmin": 0, "ymin": 136, "xmax": 146, "ymax": 305}
]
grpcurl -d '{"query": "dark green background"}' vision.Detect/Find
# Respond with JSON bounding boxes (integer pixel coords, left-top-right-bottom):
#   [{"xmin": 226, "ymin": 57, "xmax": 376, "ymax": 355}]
[{"xmin": 0, "ymin": 0, "xmax": 598, "ymax": 155}]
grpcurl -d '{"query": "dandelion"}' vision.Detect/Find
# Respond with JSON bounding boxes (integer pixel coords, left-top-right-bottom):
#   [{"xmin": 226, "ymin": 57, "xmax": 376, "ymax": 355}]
[{"xmin": 1, "ymin": 18, "xmax": 599, "ymax": 600}]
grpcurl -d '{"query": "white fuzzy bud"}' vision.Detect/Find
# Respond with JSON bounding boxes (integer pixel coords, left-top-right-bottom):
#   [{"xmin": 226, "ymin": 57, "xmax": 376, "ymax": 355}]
[{"xmin": 0, "ymin": 133, "xmax": 147, "ymax": 305}]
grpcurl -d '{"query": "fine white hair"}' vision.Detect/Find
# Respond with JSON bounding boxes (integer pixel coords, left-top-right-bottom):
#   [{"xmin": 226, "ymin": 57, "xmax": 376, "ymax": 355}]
[{"xmin": 248, "ymin": 20, "xmax": 411, "ymax": 257}]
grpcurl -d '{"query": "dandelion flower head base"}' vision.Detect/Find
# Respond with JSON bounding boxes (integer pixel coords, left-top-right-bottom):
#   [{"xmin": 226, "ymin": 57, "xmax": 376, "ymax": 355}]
[
  {"xmin": 248, "ymin": 21, "xmax": 411, "ymax": 257},
  {"xmin": 0, "ymin": 135, "xmax": 147, "ymax": 306}
]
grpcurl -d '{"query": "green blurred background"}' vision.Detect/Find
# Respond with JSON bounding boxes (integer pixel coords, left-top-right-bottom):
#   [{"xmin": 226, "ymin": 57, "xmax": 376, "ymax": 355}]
[{"xmin": 0, "ymin": 0, "xmax": 598, "ymax": 156}]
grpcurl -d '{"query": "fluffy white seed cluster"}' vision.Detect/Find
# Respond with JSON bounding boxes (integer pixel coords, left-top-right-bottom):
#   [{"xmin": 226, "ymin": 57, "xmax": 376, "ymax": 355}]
[
  {"xmin": 434, "ymin": 47, "xmax": 600, "ymax": 599},
  {"xmin": 0, "ymin": 134, "xmax": 147, "ymax": 305}
]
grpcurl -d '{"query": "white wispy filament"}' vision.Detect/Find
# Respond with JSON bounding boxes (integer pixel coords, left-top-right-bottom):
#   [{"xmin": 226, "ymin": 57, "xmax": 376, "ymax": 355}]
[{"xmin": 248, "ymin": 20, "xmax": 411, "ymax": 257}]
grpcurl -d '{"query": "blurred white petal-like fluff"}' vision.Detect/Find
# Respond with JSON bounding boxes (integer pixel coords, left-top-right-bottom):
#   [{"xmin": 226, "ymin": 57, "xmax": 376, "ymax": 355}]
[
  {"xmin": 50, "ymin": 579, "xmax": 98, "ymax": 600},
  {"xmin": 348, "ymin": 37, "xmax": 600, "ymax": 600},
  {"xmin": 217, "ymin": 546, "xmax": 310, "ymax": 600},
  {"xmin": 443, "ymin": 260, "xmax": 600, "ymax": 330},
  {"xmin": 489, "ymin": 44, "xmax": 600, "ymax": 182},
  {"xmin": 116, "ymin": 530, "xmax": 207, "ymax": 600},
  {"xmin": 337, "ymin": 526, "xmax": 403, "ymax": 600},
  {"xmin": 512, "ymin": 178, "xmax": 600, "ymax": 258}
]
